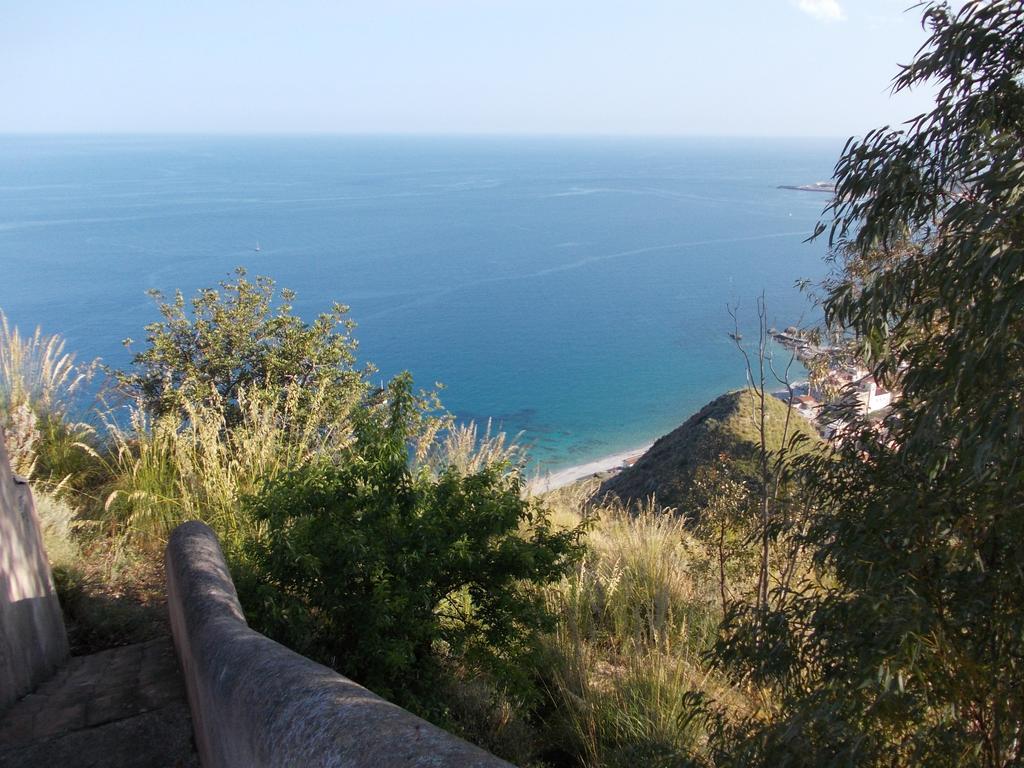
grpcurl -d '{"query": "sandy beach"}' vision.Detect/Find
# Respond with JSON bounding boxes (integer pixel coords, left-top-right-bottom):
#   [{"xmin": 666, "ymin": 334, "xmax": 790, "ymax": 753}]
[{"xmin": 528, "ymin": 443, "xmax": 653, "ymax": 495}]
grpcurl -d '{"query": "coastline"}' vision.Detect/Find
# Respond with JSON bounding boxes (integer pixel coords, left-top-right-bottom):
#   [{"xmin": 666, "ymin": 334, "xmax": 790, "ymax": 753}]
[{"xmin": 528, "ymin": 443, "xmax": 653, "ymax": 494}]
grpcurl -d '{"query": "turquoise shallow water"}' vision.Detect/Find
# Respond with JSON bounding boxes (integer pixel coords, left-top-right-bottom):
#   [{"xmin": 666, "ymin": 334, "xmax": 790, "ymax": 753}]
[{"xmin": 0, "ymin": 135, "xmax": 837, "ymax": 472}]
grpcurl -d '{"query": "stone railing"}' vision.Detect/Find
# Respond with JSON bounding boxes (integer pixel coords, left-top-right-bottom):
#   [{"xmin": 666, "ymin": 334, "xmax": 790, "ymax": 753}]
[
  {"xmin": 165, "ymin": 521, "xmax": 513, "ymax": 767},
  {"xmin": 0, "ymin": 434, "xmax": 68, "ymax": 712}
]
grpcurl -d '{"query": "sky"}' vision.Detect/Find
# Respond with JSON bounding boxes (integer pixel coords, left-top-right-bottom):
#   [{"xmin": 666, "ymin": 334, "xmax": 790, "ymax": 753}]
[{"xmin": 0, "ymin": 0, "xmax": 940, "ymax": 137}]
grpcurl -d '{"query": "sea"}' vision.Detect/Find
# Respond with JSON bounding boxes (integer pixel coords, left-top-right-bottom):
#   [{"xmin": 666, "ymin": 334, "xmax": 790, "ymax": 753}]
[{"xmin": 0, "ymin": 135, "xmax": 839, "ymax": 474}]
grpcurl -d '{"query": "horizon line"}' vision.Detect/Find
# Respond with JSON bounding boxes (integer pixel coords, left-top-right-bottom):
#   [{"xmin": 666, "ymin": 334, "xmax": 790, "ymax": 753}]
[{"xmin": 0, "ymin": 129, "xmax": 853, "ymax": 142}]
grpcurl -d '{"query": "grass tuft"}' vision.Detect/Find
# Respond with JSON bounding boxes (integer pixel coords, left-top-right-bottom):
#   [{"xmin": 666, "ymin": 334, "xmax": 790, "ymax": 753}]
[
  {"xmin": 0, "ymin": 310, "xmax": 99, "ymax": 481},
  {"xmin": 538, "ymin": 495, "xmax": 741, "ymax": 766}
]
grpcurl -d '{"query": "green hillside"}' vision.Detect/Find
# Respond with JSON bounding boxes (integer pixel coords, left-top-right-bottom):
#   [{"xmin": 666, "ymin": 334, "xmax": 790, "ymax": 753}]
[{"xmin": 597, "ymin": 388, "xmax": 823, "ymax": 513}]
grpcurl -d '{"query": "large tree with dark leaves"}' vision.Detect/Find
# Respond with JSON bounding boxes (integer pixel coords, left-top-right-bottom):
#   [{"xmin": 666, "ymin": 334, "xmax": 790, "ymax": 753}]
[{"xmin": 709, "ymin": 4, "xmax": 1024, "ymax": 766}]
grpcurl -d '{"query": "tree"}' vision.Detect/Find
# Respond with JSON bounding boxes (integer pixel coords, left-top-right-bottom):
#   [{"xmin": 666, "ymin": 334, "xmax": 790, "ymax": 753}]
[
  {"xmin": 119, "ymin": 268, "xmax": 364, "ymax": 422},
  {"xmin": 726, "ymin": 296, "xmax": 812, "ymax": 621},
  {"xmin": 709, "ymin": 3, "xmax": 1024, "ymax": 766}
]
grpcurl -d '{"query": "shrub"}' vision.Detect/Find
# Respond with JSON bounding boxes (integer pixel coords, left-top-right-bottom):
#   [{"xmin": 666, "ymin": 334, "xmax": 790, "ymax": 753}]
[
  {"xmin": 118, "ymin": 268, "xmax": 364, "ymax": 423},
  {"xmin": 237, "ymin": 374, "xmax": 582, "ymax": 714}
]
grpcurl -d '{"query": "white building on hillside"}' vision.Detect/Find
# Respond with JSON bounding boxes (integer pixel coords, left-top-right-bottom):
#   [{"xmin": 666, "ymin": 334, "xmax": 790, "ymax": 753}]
[{"xmin": 854, "ymin": 375, "xmax": 892, "ymax": 415}]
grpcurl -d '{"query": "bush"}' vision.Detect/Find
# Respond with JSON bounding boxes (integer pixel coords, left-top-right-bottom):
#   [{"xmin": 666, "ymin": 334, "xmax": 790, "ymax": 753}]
[
  {"xmin": 236, "ymin": 374, "xmax": 582, "ymax": 715},
  {"xmin": 96, "ymin": 270, "xmax": 368, "ymax": 551},
  {"xmin": 118, "ymin": 268, "xmax": 363, "ymax": 423}
]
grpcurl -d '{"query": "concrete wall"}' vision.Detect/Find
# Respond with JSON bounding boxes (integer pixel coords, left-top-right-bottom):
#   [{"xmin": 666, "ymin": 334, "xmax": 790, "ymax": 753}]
[
  {"xmin": 0, "ymin": 434, "xmax": 69, "ymax": 711},
  {"xmin": 165, "ymin": 521, "xmax": 514, "ymax": 768}
]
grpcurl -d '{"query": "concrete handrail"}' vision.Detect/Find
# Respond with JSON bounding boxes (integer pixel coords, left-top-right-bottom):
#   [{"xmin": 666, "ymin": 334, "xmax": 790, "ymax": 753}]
[
  {"xmin": 165, "ymin": 521, "xmax": 513, "ymax": 768},
  {"xmin": 0, "ymin": 433, "xmax": 68, "ymax": 712}
]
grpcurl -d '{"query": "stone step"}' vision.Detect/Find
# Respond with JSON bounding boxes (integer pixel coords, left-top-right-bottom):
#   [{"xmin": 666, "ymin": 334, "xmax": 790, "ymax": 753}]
[{"xmin": 0, "ymin": 637, "xmax": 197, "ymax": 768}]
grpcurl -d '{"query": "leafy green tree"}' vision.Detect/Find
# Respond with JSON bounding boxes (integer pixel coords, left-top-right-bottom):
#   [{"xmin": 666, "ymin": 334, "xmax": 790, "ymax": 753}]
[
  {"xmin": 236, "ymin": 372, "xmax": 582, "ymax": 716},
  {"xmin": 709, "ymin": 3, "xmax": 1024, "ymax": 766},
  {"xmin": 119, "ymin": 268, "xmax": 363, "ymax": 422}
]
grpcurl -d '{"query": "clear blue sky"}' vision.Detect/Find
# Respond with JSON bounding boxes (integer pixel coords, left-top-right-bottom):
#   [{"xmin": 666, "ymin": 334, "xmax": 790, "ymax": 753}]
[{"xmin": 0, "ymin": 0, "xmax": 939, "ymax": 137}]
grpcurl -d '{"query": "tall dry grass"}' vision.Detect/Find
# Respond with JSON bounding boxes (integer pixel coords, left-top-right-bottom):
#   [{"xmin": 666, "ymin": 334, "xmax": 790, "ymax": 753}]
[
  {"xmin": 540, "ymin": 496, "xmax": 741, "ymax": 767},
  {"xmin": 34, "ymin": 489, "xmax": 82, "ymax": 570},
  {"xmin": 0, "ymin": 310, "xmax": 95, "ymax": 416},
  {"xmin": 100, "ymin": 381, "xmax": 353, "ymax": 552},
  {"xmin": 0, "ymin": 310, "xmax": 98, "ymax": 479},
  {"xmin": 422, "ymin": 419, "xmax": 526, "ymax": 478},
  {"xmin": 550, "ymin": 638, "xmax": 715, "ymax": 767},
  {"xmin": 548, "ymin": 499, "xmax": 718, "ymax": 649}
]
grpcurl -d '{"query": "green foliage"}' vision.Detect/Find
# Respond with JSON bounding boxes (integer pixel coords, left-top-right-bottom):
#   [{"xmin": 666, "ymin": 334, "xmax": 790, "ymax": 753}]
[
  {"xmin": 118, "ymin": 268, "xmax": 364, "ymax": 423},
  {"xmin": 237, "ymin": 373, "xmax": 582, "ymax": 714},
  {"xmin": 690, "ymin": 465, "xmax": 758, "ymax": 614},
  {"xmin": 711, "ymin": 3, "xmax": 1024, "ymax": 766}
]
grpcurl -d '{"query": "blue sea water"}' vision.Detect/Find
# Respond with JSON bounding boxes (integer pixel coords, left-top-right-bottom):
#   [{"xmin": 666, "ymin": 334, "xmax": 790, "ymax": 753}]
[{"xmin": 0, "ymin": 135, "xmax": 838, "ymax": 472}]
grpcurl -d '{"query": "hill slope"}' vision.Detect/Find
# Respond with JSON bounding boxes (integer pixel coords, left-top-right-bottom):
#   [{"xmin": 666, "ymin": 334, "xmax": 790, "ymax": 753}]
[{"xmin": 597, "ymin": 389, "xmax": 822, "ymax": 513}]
